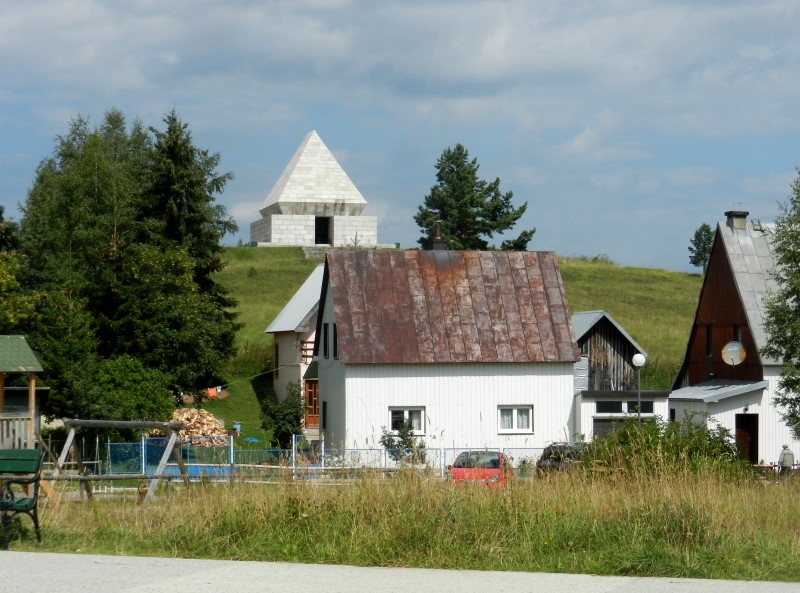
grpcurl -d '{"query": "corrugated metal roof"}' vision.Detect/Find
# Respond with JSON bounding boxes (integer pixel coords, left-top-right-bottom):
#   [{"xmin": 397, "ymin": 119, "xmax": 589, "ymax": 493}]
[
  {"xmin": 670, "ymin": 379, "xmax": 767, "ymax": 403},
  {"xmin": 0, "ymin": 335, "xmax": 43, "ymax": 373},
  {"xmin": 324, "ymin": 250, "xmax": 580, "ymax": 365},
  {"xmin": 571, "ymin": 310, "xmax": 647, "ymax": 357},
  {"xmin": 718, "ymin": 220, "xmax": 779, "ymax": 365},
  {"xmin": 266, "ymin": 264, "xmax": 325, "ymax": 333}
]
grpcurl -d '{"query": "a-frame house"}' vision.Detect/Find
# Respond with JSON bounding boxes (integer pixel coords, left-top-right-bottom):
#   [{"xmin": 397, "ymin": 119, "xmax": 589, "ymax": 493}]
[{"xmin": 671, "ymin": 210, "xmax": 798, "ymax": 465}]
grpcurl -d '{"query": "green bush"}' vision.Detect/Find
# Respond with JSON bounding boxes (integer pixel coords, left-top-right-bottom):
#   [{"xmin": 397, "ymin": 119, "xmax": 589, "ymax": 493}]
[
  {"xmin": 584, "ymin": 412, "xmax": 748, "ymax": 478},
  {"xmin": 261, "ymin": 381, "xmax": 303, "ymax": 448}
]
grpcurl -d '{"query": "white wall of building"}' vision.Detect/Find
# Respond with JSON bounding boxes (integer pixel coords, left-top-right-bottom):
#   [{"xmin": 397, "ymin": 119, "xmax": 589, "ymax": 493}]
[
  {"xmin": 669, "ymin": 367, "xmax": 800, "ymax": 465},
  {"xmin": 319, "ymin": 362, "xmax": 575, "ymax": 451},
  {"xmin": 272, "ymin": 327, "xmax": 316, "ymax": 402},
  {"xmin": 575, "ymin": 394, "xmax": 669, "ymax": 441},
  {"xmin": 252, "ymin": 214, "xmax": 378, "ymax": 247}
]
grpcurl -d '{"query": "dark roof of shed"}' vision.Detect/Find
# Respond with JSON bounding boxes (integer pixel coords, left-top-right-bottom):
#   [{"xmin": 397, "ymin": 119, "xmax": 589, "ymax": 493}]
[
  {"xmin": 322, "ymin": 250, "xmax": 580, "ymax": 365},
  {"xmin": 571, "ymin": 310, "xmax": 647, "ymax": 357},
  {"xmin": 0, "ymin": 335, "xmax": 43, "ymax": 373}
]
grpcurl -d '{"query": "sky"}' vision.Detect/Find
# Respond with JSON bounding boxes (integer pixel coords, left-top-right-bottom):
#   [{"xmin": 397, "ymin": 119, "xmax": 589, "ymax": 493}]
[{"xmin": 2, "ymin": 0, "xmax": 800, "ymax": 273}]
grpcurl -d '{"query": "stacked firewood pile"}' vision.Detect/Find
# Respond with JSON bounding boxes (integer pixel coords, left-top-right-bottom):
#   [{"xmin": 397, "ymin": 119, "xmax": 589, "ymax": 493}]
[{"xmin": 168, "ymin": 408, "xmax": 230, "ymax": 447}]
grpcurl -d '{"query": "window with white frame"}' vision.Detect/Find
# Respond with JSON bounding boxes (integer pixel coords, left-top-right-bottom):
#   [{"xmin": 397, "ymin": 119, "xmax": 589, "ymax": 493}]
[
  {"xmin": 390, "ymin": 407, "xmax": 425, "ymax": 434},
  {"xmin": 498, "ymin": 406, "xmax": 533, "ymax": 433}
]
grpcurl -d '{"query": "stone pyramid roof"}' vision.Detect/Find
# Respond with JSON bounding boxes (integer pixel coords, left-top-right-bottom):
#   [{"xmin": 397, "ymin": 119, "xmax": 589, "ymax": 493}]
[{"xmin": 260, "ymin": 131, "xmax": 367, "ymax": 217}]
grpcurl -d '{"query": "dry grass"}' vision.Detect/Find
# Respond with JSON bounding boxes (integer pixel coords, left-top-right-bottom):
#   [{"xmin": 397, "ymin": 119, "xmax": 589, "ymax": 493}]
[{"xmin": 14, "ymin": 470, "xmax": 800, "ymax": 581}]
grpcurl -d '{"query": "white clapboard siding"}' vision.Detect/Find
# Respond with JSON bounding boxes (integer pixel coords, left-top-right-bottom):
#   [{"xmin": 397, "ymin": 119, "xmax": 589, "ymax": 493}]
[{"xmin": 321, "ymin": 362, "xmax": 575, "ymax": 450}]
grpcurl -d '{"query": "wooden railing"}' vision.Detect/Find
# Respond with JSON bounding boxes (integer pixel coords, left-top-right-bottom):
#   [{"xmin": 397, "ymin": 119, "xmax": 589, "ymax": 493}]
[
  {"xmin": 300, "ymin": 341, "xmax": 314, "ymax": 364},
  {"xmin": 0, "ymin": 414, "xmax": 32, "ymax": 449}
]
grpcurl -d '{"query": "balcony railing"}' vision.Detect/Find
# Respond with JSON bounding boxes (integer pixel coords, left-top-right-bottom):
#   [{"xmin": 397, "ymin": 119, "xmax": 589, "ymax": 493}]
[
  {"xmin": 299, "ymin": 341, "xmax": 314, "ymax": 364},
  {"xmin": 0, "ymin": 413, "xmax": 33, "ymax": 449}
]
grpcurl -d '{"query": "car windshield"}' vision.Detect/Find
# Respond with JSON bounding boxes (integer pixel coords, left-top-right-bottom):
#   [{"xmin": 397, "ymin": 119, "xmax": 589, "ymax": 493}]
[
  {"xmin": 452, "ymin": 452, "xmax": 501, "ymax": 469},
  {"xmin": 543, "ymin": 445, "xmax": 578, "ymax": 460}
]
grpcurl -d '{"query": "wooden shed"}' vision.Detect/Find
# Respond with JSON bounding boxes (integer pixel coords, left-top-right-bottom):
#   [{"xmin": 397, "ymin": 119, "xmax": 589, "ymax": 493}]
[{"xmin": 571, "ymin": 311, "xmax": 669, "ymax": 438}]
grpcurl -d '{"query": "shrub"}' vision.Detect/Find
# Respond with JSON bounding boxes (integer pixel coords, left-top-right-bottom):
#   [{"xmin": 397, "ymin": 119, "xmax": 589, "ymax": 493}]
[{"xmin": 379, "ymin": 419, "xmax": 427, "ymax": 465}]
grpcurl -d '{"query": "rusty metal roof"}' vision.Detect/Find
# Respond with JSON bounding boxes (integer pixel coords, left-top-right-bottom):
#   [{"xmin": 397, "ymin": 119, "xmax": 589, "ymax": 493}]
[{"xmin": 323, "ymin": 250, "xmax": 580, "ymax": 365}]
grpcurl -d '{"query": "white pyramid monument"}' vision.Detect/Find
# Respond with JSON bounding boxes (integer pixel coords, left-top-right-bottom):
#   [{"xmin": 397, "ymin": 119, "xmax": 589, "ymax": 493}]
[{"xmin": 250, "ymin": 131, "xmax": 377, "ymax": 247}]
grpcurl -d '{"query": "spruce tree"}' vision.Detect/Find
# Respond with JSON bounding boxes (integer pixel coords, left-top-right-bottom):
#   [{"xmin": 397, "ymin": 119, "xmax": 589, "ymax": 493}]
[{"xmin": 414, "ymin": 144, "xmax": 534, "ymax": 250}]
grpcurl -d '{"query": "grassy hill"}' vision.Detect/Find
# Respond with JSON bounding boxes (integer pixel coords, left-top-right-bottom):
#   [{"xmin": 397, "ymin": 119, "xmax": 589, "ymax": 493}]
[{"xmin": 207, "ymin": 247, "xmax": 703, "ymax": 436}]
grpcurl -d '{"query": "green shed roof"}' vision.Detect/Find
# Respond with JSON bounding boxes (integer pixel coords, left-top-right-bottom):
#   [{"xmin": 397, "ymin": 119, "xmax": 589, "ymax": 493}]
[{"xmin": 0, "ymin": 336, "xmax": 43, "ymax": 373}]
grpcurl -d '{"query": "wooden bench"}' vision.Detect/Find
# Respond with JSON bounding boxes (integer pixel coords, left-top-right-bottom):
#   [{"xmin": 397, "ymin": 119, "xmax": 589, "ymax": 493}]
[{"xmin": 0, "ymin": 449, "xmax": 45, "ymax": 550}]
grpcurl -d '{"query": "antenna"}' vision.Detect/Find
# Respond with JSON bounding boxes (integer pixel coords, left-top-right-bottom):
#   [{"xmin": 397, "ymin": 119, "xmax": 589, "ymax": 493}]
[{"xmin": 722, "ymin": 341, "xmax": 746, "ymax": 366}]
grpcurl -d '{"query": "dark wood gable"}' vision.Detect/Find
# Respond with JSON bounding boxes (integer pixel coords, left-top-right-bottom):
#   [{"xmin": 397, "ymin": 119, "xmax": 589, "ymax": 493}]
[
  {"xmin": 578, "ymin": 316, "xmax": 642, "ymax": 391},
  {"xmin": 678, "ymin": 232, "xmax": 763, "ymax": 386}
]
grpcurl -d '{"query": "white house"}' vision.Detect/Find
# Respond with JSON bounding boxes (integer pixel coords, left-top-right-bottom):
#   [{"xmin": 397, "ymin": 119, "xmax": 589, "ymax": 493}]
[
  {"xmin": 314, "ymin": 249, "xmax": 581, "ymax": 452},
  {"xmin": 670, "ymin": 210, "xmax": 800, "ymax": 465},
  {"xmin": 249, "ymin": 131, "xmax": 378, "ymax": 248},
  {"xmin": 266, "ymin": 263, "xmax": 325, "ymax": 437}
]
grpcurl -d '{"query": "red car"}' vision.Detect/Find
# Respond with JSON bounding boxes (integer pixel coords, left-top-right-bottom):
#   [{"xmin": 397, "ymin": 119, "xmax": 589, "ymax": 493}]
[{"xmin": 446, "ymin": 450, "xmax": 514, "ymax": 486}]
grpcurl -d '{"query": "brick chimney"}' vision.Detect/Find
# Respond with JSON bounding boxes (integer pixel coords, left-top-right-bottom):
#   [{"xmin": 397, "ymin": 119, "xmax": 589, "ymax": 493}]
[{"xmin": 724, "ymin": 210, "xmax": 749, "ymax": 231}]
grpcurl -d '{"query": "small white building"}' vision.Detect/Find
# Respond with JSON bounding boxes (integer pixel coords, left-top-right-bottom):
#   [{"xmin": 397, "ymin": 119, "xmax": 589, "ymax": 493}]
[
  {"xmin": 314, "ymin": 249, "xmax": 581, "ymax": 451},
  {"xmin": 250, "ymin": 131, "xmax": 378, "ymax": 248},
  {"xmin": 671, "ymin": 210, "xmax": 800, "ymax": 465}
]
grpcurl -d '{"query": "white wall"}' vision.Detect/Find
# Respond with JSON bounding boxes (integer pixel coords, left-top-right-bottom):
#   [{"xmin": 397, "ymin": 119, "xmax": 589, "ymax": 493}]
[
  {"xmin": 759, "ymin": 367, "xmax": 800, "ymax": 464},
  {"xmin": 252, "ymin": 214, "xmax": 378, "ymax": 247},
  {"xmin": 669, "ymin": 367, "xmax": 800, "ymax": 465},
  {"xmin": 320, "ymin": 362, "xmax": 575, "ymax": 451},
  {"xmin": 575, "ymin": 394, "xmax": 669, "ymax": 441},
  {"xmin": 272, "ymin": 327, "xmax": 316, "ymax": 402}
]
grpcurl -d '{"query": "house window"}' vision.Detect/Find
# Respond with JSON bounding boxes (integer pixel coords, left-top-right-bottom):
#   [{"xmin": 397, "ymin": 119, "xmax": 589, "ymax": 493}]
[
  {"xmin": 706, "ymin": 324, "xmax": 713, "ymax": 358},
  {"xmin": 498, "ymin": 406, "xmax": 533, "ymax": 433},
  {"xmin": 323, "ymin": 323, "xmax": 330, "ymax": 359},
  {"xmin": 390, "ymin": 407, "xmax": 425, "ymax": 434},
  {"xmin": 596, "ymin": 401, "xmax": 623, "ymax": 414},
  {"xmin": 596, "ymin": 400, "xmax": 654, "ymax": 414},
  {"xmin": 322, "ymin": 401, "xmax": 327, "ymax": 430},
  {"xmin": 333, "ymin": 324, "xmax": 338, "ymax": 359},
  {"xmin": 627, "ymin": 401, "xmax": 654, "ymax": 414}
]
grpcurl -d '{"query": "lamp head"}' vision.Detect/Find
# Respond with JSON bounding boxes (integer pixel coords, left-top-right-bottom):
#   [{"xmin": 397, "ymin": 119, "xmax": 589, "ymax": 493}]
[{"xmin": 632, "ymin": 353, "xmax": 646, "ymax": 368}]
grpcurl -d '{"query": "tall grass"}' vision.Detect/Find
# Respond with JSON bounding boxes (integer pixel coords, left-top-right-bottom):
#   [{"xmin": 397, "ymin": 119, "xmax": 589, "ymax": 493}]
[{"xmin": 19, "ymin": 468, "xmax": 800, "ymax": 581}]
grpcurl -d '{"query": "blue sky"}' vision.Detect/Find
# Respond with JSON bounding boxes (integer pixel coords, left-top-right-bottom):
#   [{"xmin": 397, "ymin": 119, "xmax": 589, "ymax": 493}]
[{"xmin": 2, "ymin": 0, "xmax": 799, "ymax": 272}]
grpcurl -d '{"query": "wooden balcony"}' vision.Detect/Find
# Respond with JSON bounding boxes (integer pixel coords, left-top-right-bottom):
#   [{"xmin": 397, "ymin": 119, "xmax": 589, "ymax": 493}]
[{"xmin": 0, "ymin": 413, "xmax": 33, "ymax": 449}]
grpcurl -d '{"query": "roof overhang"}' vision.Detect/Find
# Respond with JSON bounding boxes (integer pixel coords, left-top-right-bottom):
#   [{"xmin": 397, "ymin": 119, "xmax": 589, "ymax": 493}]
[{"xmin": 669, "ymin": 379, "xmax": 767, "ymax": 404}]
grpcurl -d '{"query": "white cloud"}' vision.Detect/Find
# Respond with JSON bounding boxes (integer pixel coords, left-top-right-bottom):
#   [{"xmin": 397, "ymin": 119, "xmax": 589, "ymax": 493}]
[{"xmin": 2, "ymin": 0, "xmax": 800, "ymax": 271}]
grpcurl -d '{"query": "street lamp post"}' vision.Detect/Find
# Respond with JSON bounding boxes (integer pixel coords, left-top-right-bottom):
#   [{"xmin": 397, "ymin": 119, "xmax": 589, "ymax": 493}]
[{"xmin": 632, "ymin": 353, "xmax": 646, "ymax": 427}]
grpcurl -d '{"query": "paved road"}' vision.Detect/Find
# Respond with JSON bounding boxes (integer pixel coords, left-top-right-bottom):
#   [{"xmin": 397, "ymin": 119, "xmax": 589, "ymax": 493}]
[{"xmin": 1, "ymin": 552, "xmax": 799, "ymax": 592}]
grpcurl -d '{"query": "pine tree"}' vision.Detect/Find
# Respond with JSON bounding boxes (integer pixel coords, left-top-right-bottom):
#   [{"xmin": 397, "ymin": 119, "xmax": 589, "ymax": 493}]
[
  {"xmin": 414, "ymin": 144, "xmax": 534, "ymax": 250},
  {"xmin": 18, "ymin": 109, "xmax": 240, "ymax": 416}
]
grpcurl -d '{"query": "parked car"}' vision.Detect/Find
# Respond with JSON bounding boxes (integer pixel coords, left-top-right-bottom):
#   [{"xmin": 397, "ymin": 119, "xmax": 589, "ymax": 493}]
[
  {"xmin": 446, "ymin": 450, "xmax": 514, "ymax": 486},
  {"xmin": 536, "ymin": 443, "xmax": 583, "ymax": 474}
]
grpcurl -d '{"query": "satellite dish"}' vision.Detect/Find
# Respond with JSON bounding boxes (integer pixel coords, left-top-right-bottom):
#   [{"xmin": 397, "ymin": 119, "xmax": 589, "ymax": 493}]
[{"xmin": 722, "ymin": 341, "xmax": 746, "ymax": 365}]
